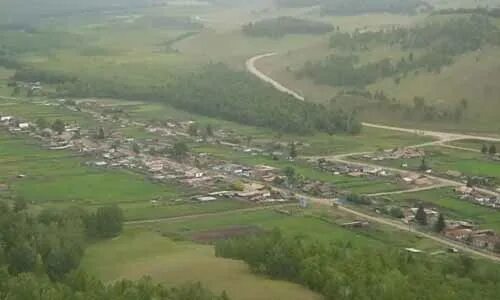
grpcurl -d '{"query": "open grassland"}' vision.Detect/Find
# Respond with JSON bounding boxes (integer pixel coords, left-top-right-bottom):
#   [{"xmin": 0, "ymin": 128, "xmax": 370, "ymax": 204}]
[
  {"xmin": 194, "ymin": 143, "xmax": 410, "ymax": 194},
  {"xmin": 0, "ymin": 132, "xmax": 180, "ymax": 206},
  {"xmin": 82, "ymin": 228, "xmax": 322, "ymax": 300},
  {"xmin": 369, "ymin": 46, "xmax": 500, "ymax": 133},
  {"xmin": 385, "ymin": 188, "xmax": 500, "ymax": 231}
]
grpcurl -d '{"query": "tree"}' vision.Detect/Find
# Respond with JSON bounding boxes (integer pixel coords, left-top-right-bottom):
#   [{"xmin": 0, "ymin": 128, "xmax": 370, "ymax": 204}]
[
  {"xmin": 481, "ymin": 144, "xmax": 488, "ymax": 154},
  {"xmin": 13, "ymin": 198, "xmax": 27, "ymax": 212},
  {"xmin": 35, "ymin": 117, "xmax": 49, "ymax": 129},
  {"xmin": 489, "ymin": 144, "xmax": 497, "ymax": 155},
  {"xmin": 171, "ymin": 142, "xmax": 189, "ymax": 161},
  {"xmin": 434, "ymin": 213, "xmax": 446, "ymax": 233},
  {"xmin": 51, "ymin": 119, "xmax": 65, "ymax": 135},
  {"xmin": 8, "ymin": 243, "xmax": 37, "ymax": 274},
  {"xmin": 97, "ymin": 127, "xmax": 105, "ymax": 139},
  {"xmin": 132, "ymin": 143, "xmax": 140, "ymax": 154},
  {"xmin": 415, "ymin": 205, "xmax": 427, "ymax": 225},
  {"xmin": 284, "ymin": 166, "xmax": 296, "ymax": 182},
  {"xmin": 389, "ymin": 207, "xmax": 404, "ymax": 218},
  {"xmin": 205, "ymin": 124, "xmax": 214, "ymax": 137},
  {"xmin": 289, "ymin": 142, "xmax": 297, "ymax": 159},
  {"xmin": 419, "ymin": 156, "xmax": 429, "ymax": 171},
  {"xmin": 11, "ymin": 86, "xmax": 20, "ymax": 96},
  {"xmin": 188, "ymin": 123, "xmax": 198, "ymax": 136},
  {"xmin": 93, "ymin": 205, "xmax": 124, "ymax": 238}
]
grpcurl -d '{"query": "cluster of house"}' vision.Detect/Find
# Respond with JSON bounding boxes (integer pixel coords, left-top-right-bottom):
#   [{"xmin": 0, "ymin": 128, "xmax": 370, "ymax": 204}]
[
  {"xmin": 454, "ymin": 186, "xmax": 500, "ymax": 209},
  {"xmin": 444, "ymin": 222, "xmax": 500, "ymax": 252},
  {"xmin": 193, "ymin": 182, "xmax": 292, "ymax": 204},
  {"xmin": 317, "ymin": 159, "xmax": 392, "ymax": 178},
  {"xmin": 361, "ymin": 147, "xmax": 425, "ymax": 161},
  {"xmin": 212, "ymin": 163, "xmax": 281, "ymax": 183}
]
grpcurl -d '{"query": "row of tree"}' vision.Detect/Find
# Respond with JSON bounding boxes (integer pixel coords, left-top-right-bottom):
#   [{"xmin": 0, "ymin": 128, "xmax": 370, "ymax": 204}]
[
  {"xmin": 320, "ymin": 0, "xmax": 431, "ymax": 16},
  {"xmin": 242, "ymin": 17, "xmax": 334, "ymax": 38},
  {"xmin": 216, "ymin": 229, "xmax": 500, "ymax": 300}
]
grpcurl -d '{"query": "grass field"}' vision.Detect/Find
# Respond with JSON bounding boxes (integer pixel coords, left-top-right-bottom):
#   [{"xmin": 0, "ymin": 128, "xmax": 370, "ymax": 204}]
[
  {"xmin": 385, "ymin": 188, "xmax": 500, "ymax": 231},
  {"xmin": 83, "ymin": 206, "xmax": 447, "ymax": 300},
  {"xmin": 0, "ymin": 132, "xmax": 181, "ymax": 206},
  {"xmin": 82, "ymin": 228, "xmax": 322, "ymax": 300}
]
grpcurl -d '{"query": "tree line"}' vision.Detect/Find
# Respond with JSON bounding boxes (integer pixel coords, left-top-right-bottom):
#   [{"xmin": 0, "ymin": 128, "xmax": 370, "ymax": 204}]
[
  {"xmin": 0, "ymin": 200, "xmax": 229, "ymax": 299},
  {"xmin": 320, "ymin": 0, "xmax": 431, "ymax": 16},
  {"xmin": 216, "ymin": 229, "xmax": 500, "ymax": 300},
  {"xmin": 242, "ymin": 17, "xmax": 334, "ymax": 38},
  {"xmin": 15, "ymin": 63, "xmax": 361, "ymax": 135}
]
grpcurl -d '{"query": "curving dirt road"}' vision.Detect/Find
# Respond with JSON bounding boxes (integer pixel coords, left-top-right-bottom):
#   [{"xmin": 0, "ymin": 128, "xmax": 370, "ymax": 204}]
[{"xmin": 246, "ymin": 53, "xmax": 500, "ymax": 143}]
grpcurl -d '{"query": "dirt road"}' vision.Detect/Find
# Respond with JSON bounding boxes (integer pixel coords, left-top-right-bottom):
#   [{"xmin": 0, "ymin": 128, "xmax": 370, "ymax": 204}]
[{"xmin": 246, "ymin": 53, "xmax": 500, "ymax": 143}]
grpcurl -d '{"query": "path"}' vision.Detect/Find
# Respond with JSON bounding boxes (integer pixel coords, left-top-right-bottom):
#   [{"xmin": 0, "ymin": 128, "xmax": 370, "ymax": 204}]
[
  {"xmin": 125, "ymin": 204, "xmax": 289, "ymax": 225},
  {"xmin": 247, "ymin": 52, "xmax": 500, "ymax": 198},
  {"xmin": 246, "ymin": 53, "xmax": 500, "ymax": 143},
  {"xmin": 271, "ymin": 187, "xmax": 500, "ymax": 262}
]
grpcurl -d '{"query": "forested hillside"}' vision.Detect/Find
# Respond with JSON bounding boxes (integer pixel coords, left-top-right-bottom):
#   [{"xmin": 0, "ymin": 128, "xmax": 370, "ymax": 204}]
[
  {"xmin": 216, "ymin": 230, "xmax": 500, "ymax": 300},
  {"xmin": 298, "ymin": 16, "xmax": 500, "ymax": 87},
  {"xmin": 320, "ymin": 0, "xmax": 432, "ymax": 15},
  {"xmin": 242, "ymin": 17, "xmax": 334, "ymax": 38}
]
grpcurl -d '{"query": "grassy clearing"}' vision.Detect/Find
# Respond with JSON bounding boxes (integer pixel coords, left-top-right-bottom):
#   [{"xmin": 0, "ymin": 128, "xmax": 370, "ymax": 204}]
[
  {"xmin": 385, "ymin": 188, "xmax": 500, "ymax": 231},
  {"xmin": 0, "ymin": 132, "xmax": 179, "ymax": 205},
  {"xmin": 82, "ymin": 228, "xmax": 322, "ymax": 300},
  {"xmin": 119, "ymin": 200, "xmax": 256, "ymax": 221}
]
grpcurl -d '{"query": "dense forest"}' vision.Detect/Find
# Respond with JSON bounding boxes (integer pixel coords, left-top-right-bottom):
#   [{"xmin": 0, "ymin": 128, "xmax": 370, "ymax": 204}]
[
  {"xmin": 216, "ymin": 229, "xmax": 500, "ymax": 300},
  {"xmin": 299, "ymin": 16, "xmax": 500, "ymax": 87},
  {"xmin": 15, "ymin": 63, "xmax": 361, "ymax": 134},
  {"xmin": 242, "ymin": 17, "xmax": 334, "ymax": 38},
  {"xmin": 275, "ymin": 0, "xmax": 320, "ymax": 7},
  {"xmin": 0, "ymin": 201, "xmax": 229, "ymax": 300},
  {"xmin": 320, "ymin": 0, "xmax": 432, "ymax": 15}
]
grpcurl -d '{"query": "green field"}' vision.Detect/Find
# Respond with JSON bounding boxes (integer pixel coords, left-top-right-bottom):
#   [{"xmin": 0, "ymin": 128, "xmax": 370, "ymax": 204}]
[
  {"xmin": 0, "ymin": 132, "xmax": 182, "ymax": 206},
  {"xmin": 385, "ymin": 188, "xmax": 500, "ymax": 231},
  {"xmin": 82, "ymin": 228, "xmax": 322, "ymax": 300}
]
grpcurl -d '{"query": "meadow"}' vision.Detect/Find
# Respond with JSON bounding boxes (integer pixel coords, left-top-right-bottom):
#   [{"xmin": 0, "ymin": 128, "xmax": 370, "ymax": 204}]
[
  {"xmin": 82, "ymin": 228, "xmax": 322, "ymax": 300},
  {"xmin": 0, "ymin": 132, "xmax": 178, "ymax": 205},
  {"xmin": 82, "ymin": 206, "xmax": 446, "ymax": 299}
]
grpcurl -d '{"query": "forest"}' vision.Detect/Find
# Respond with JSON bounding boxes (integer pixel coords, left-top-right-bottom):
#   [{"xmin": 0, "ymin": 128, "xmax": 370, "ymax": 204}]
[
  {"xmin": 0, "ymin": 201, "xmax": 229, "ymax": 300},
  {"xmin": 15, "ymin": 63, "xmax": 361, "ymax": 134},
  {"xmin": 242, "ymin": 17, "xmax": 334, "ymax": 38},
  {"xmin": 299, "ymin": 16, "xmax": 500, "ymax": 87},
  {"xmin": 216, "ymin": 229, "xmax": 500, "ymax": 300},
  {"xmin": 320, "ymin": 0, "xmax": 432, "ymax": 15}
]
